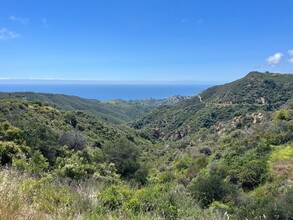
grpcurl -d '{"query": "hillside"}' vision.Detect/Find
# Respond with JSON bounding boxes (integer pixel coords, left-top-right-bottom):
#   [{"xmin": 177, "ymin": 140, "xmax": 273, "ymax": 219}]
[
  {"xmin": 133, "ymin": 72, "xmax": 293, "ymax": 140},
  {"xmin": 0, "ymin": 99, "xmax": 155, "ymax": 159},
  {"xmin": 0, "ymin": 92, "xmax": 154, "ymax": 124},
  {"xmin": 0, "ymin": 92, "xmax": 195, "ymax": 125},
  {"xmin": 200, "ymin": 71, "xmax": 293, "ymax": 106},
  {"xmin": 130, "ymin": 95, "xmax": 191, "ymax": 106},
  {"xmin": 0, "ymin": 72, "xmax": 293, "ymax": 219}
]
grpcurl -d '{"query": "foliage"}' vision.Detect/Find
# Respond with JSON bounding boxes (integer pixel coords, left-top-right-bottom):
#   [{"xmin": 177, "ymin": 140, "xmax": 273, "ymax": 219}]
[
  {"xmin": 126, "ymin": 184, "xmax": 179, "ymax": 219},
  {"xmin": 55, "ymin": 154, "xmax": 97, "ymax": 180},
  {"xmin": 0, "ymin": 72, "xmax": 293, "ymax": 219},
  {"xmin": 133, "ymin": 72, "xmax": 293, "ymax": 140},
  {"xmin": 0, "ymin": 121, "xmax": 24, "ymax": 144},
  {"xmin": 0, "ymin": 92, "xmax": 154, "ymax": 124},
  {"xmin": 189, "ymin": 175, "xmax": 236, "ymax": 208},
  {"xmin": 0, "ymin": 169, "xmax": 92, "ymax": 219},
  {"xmin": 102, "ymin": 138, "xmax": 140, "ymax": 178},
  {"xmin": 60, "ymin": 130, "xmax": 87, "ymax": 150},
  {"xmin": 276, "ymin": 109, "xmax": 288, "ymax": 121},
  {"xmin": 99, "ymin": 184, "xmax": 133, "ymax": 211},
  {"xmin": 0, "ymin": 141, "xmax": 29, "ymax": 166},
  {"xmin": 13, "ymin": 151, "xmax": 49, "ymax": 174}
]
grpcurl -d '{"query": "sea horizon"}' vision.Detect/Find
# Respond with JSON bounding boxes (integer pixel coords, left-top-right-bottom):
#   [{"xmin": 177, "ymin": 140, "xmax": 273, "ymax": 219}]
[
  {"xmin": 0, "ymin": 83, "xmax": 213, "ymax": 101},
  {"xmin": 0, "ymin": 78, "xmax": 222, "ymax": 85}
]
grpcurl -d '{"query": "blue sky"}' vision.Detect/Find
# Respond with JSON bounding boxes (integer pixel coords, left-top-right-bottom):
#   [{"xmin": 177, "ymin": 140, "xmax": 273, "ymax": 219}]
[{"xmin": 0, "ymin": 0, "xmax": 293, "ymax": 83}]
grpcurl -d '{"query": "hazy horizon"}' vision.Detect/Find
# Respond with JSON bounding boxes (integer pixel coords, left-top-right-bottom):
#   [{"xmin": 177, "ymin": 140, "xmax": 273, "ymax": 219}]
[{"xmin": 0, "ymin": 78, "xmax": 220, "ymax": 85}]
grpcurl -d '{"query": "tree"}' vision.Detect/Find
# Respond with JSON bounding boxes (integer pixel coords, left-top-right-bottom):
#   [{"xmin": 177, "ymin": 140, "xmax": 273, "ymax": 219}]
[
  {"xmin": 102, "ymin": 138, "xmax": 140, "ymax": 178},
  {"xmin": 64, "ymin": 112, "xmax": 78, "ymax": 128},
  {"xmin": 189, "ymin": 175, "xmax": 235, "ymax": 208}
]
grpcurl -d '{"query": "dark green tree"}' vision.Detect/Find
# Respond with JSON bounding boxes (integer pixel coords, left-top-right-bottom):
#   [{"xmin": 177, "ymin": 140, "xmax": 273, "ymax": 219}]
[
  {"xmin": 102, "ymin": 138, "xmax": 140, "ymax": 178},
  {"xmin": 190, "ymin": 175, "xmax": 235, "ymax": 208}
]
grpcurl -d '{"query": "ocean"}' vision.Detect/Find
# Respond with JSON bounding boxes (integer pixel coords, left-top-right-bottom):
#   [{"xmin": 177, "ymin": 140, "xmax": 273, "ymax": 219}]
[{"xmin": 0, "ymin": 84, "xmax": 211, "ymax": 101}]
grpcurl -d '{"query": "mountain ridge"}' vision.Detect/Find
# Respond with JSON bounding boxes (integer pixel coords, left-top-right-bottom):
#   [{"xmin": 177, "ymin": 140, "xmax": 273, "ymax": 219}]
[
  {"xmin": 0, "ymin": 92, "xmax": 154, "ymax": 124},
  {"xmin": 0, "ymin": 92, "xmax": 194, "ymax": 124},
  {"xmin": 133, "ymin": 71, "xmax": 293, "ymax": 140}
]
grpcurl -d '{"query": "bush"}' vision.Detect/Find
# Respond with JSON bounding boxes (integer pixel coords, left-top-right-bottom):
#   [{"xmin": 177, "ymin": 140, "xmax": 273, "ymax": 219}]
[
  {"xmin": 134, "ymin": 164, "xmax": 149, "ymax": 185},
  {"xmin": 64, "ymin": 112, "xmax": 78, "ymax": 128},
  {"xmin": 99, "ymin": 185, "xmax": 133, "ymax": 211},
  {"xmin": 13, "ymin": 150, "xmax": 49, "ymax": 175},
  {"xmin": 102, "ymin": 138, "xmax": 140, "ymax": 178},
  {"xmin": 265, "ymin": 188, "xmax": 293, "ymax": 220},
  {"xmin": 55, "ymin": 154, "xmax": 96, "ymax": 180},
  {"xmin": 0, "ymin": 122, "xmax": 24, "ymax": 144},
  {"xmin": 0, "ymin": 141, "xmax": 29, "ymax": 165},
  {"xmin": 276, "ymin": 110, "xmax": 288, "ymax": 121},
  {"xmin": 223, "ymin": 140, "xmax": 270, "ymax": 190},
  {"xmin": 238, "ymin": 159, "xmax": 268, "ymax": 189},
  {"xmin": 189, "ymin": 175, "xmax": 236, "ymax": 208},
  {"xmin": 60, "ymin": 130, "xmax": 87, "ymax": 151},
  {"xmin": 126, "ymin": 184, "xmax": 179, "ymax": 219}
]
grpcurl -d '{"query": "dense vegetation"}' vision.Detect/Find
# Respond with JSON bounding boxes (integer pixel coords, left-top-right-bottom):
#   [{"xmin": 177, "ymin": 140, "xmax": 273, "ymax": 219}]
[
  {"xmin": 0, "ymin": 71, "xmax": 293, "ymax": 219},
  {"xmin": 0, "ymin": 92, "xmax": 191, "ymax": 125},
  {"xmin": 130, "ymin": 95, "xmax": 191, "ymax": 106},
  {"xmin": 0, "ymin": 92, "xmax": 154, "ymax": 124},
  {"xmin": 133, "ymin": 71, "xmax": 293, "ymax": 140}
]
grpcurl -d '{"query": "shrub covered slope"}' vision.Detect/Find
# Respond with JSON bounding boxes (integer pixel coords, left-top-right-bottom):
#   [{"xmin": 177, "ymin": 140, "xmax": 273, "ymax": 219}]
[{"xmin": 0, "ymin": 71, "xmax": 293, "ymax": 219}]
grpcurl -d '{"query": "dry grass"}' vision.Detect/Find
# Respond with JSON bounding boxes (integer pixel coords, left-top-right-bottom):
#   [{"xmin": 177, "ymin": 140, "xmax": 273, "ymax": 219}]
[
  {"xmin": 0, "ymin": 168, "xmax": 230, "ymax": 220},
  {"xmin": 0, "ymin": 169, "xmax": 90, "ymax": 220}
]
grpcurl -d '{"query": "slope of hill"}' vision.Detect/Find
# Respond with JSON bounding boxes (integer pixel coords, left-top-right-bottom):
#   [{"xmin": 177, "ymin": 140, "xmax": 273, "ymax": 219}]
[
  {"xmin": 0, "ymin": 72, "xmax": 293, "ymax": 219},
  {"xmin": 0, "ymin": 92, "xmax": 154, "ymax": 124},
  {"xmin": 130, "ymin": 95, "xmax": 191, "ymax": 106},
  {"xmin": 133, "ymin": 72, "xmax": 293, "ymax": 140},
  {"xmin": 200, "ymin": 71, "xmax": 293, "ymax": 106},
  {"xmin": 0, "ymin": 99, "xmax": 154, "ymax": 152}
]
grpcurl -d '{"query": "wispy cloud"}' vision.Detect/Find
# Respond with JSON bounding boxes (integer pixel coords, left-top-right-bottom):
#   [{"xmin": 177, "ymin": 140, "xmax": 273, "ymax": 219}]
[
  {"xmin": 42, "ymin": 17, "xmax": 49, "ymax": 28},
  {"xmin": 9, "ymin": 16, "xmax": 29, "ymax": 25},
  {"xmin": 288, "ymin": 49, "xmax": 293, "ymax": 56},
  {"xmin": 289, "ymin": 58, "xmax": 293, "ymax": 64},
  {"xmin": 181, "ymin": 18, "xmax": 204, "ymax": 25},
  {"xmin": 0, "ymin": 28, "xmax": 20, "ymax": 41},
  {"xmin": 181, "ymin": 18, "xmax": 189, "ymax": 24},
  {"xmin": 266, "ymin": 52, "xmax": 283, "ymax": 66}
]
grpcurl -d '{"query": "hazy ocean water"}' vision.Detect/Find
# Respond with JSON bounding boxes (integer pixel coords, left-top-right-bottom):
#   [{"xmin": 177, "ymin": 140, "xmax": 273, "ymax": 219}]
[{"xmin": 0, "ymin": 84, "xmax": 211, "ymax": 100}]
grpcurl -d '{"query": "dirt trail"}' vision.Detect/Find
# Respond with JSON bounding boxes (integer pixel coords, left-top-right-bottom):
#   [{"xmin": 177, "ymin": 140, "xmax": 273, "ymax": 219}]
[
  {"xmin": 197, "ymin": 95, "xmax": 266, "ymax": 107},
  {"xmin": 197, "ymin": 95, "xmax": 205, "ymax": 104}
]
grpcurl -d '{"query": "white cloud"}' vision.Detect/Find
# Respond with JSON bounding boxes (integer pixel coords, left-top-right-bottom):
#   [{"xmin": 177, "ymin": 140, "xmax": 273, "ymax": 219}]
[
  {"xmin": 289, "ymin": 58, "xmax": 293, "ymax": 64},
  {"xmin": 288, "ymin": 50, "xmax": 293, "ymax": 56},
  {"xmin": 0, "ymin": 28, "xmax": 20, "ymax": 40},
  {"xmin": 9, "ymin": 16, "xmax": 29, "ymax": 25},
  {"xmin": 266, "ymin": 52, "xmax": 283, "ymax": 66}
]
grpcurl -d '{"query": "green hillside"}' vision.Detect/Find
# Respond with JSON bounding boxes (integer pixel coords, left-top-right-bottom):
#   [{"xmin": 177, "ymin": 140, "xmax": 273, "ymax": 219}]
[
  {"xmin": 133, "ymin": 72, "xmax": 293, "ymax": 140},
  {"xmin": 0, "ymin": 72, "xmax": 293, "ymax": 219},
  {"xmin": 0, "ymin": 92, "xmax": 154, "ymax": 124},
  {"xmin": 0, "ymin": 99, "xmax": 156, "ymax": 163},
  {"xmin": 130, "ymin": 95, "xmax": 191, "ymax": 106},
  {"xmin": 201, "ymin": 71, "xmax": 293, "ymax": 106}
]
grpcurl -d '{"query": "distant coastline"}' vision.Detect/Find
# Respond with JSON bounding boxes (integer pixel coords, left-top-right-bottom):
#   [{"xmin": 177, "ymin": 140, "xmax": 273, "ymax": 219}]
[
  {"xmin": 0, "ymin": 79, "xmax": 220, "ymax": 85},
  {"xmin": 0, "ymin": 83, "xmax": 212, "ymax": 100}
]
